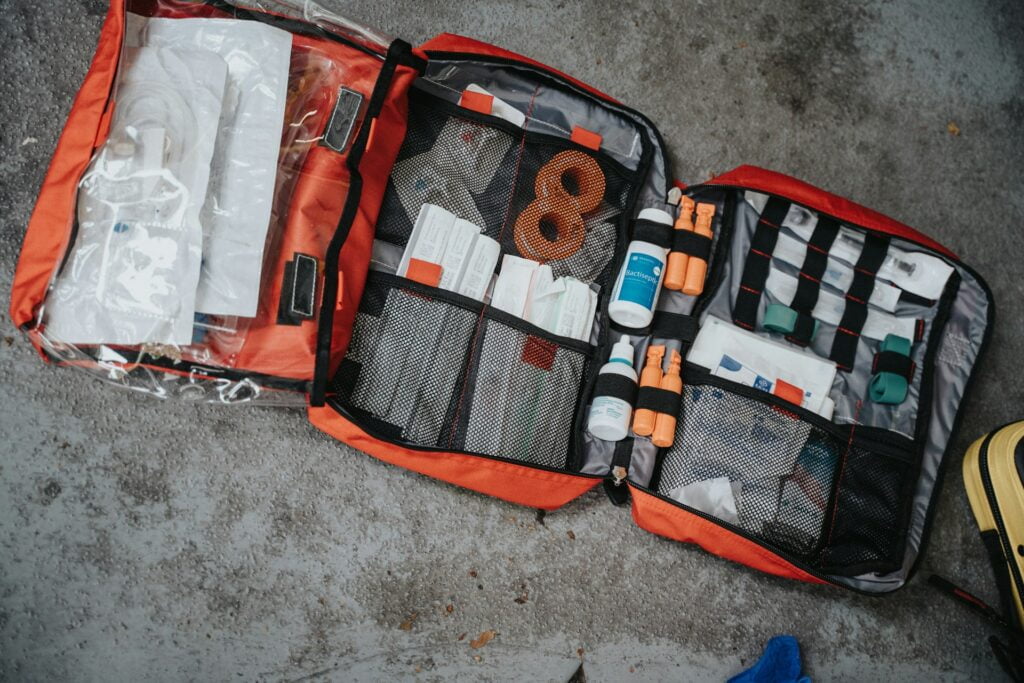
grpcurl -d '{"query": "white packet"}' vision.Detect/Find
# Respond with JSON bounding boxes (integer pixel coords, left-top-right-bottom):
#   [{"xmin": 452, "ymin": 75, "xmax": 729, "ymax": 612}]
[
  {"xmin": 132, "ymin": 15, "xmax": 292, "ymax": 317},
  {"xmin": 45, "ymin": 47, "xmax": 227, "ymax": 345}
]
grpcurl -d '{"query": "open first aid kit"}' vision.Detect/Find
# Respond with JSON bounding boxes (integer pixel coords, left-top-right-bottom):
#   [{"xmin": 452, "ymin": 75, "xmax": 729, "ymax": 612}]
[{"xmin": 10, "ymin": 0, "xmax": 994, "ymax": 594}]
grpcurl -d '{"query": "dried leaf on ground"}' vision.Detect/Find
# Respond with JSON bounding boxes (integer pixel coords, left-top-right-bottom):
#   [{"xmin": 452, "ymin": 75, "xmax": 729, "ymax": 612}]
[
  {"xmin": 947, "ymin": 121, "xmax": 961, "ymax": 136},
  {"xmin": 399, "ymin": 613, "xmax": 418, "ymax": 631},
  {"xmin": 470, "ymin": 630, "xmax": 497, "ymax": 649}
]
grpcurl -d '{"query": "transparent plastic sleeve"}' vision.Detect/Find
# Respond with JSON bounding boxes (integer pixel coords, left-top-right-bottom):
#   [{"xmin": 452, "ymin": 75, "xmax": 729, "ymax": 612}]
[{"xmin": 30, "ymin": 0, "xmax": 395, "ymax": 404}]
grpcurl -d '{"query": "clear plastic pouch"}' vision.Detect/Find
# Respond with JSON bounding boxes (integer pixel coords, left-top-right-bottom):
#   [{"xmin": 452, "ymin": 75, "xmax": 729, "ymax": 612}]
[{"xmin": 33, "ymin": 0, "xmax": 395, "ymax": 404}]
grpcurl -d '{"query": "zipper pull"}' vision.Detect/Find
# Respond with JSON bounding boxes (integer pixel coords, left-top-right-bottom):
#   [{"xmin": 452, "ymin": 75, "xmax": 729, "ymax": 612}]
[{"xmin": 612, "ymin": 465, "xmax": 628, "ymax": 486}]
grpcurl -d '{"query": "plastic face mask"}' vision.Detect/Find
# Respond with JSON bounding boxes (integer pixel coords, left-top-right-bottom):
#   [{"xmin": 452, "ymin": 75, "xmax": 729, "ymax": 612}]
[{"xmin": 45, "ymin": 46, "xmax": 227, "ymax": 346}]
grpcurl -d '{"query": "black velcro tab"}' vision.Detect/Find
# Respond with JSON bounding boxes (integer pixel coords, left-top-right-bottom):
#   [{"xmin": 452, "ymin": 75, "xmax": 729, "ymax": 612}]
[
  {"xmin": 632, "ymin": 218, "xmax": 673, "ymax": 249},
  {"xmin": 650, "ymin": 312, "xmax": 699, "ymax": 343},
  {"xmin": 636, "ymin": 386, "xmax": 682, "ymax": 416},
  {"xmin": 672, "ymin": 230, "xmax": 713, "ymax": 261},
  {"xmin": 873, "ymin": 350, "xmax": 915, "ymax": 380},
  {"xmin": 323, "ymin": 87, "xmax": 365, "ymax": 153},
  {"xmin": 277, "ymin": 253, "xmax": 319, "ymax": 326},
  {"xmin": 593, "ymin": 372, "xmax": 638, "ymax": 405}
]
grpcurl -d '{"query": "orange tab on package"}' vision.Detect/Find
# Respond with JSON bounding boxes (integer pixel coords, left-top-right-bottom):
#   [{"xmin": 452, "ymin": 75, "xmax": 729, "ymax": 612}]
[
  {"xmin": 459, "ymin": 89, "xmax": 494, "ymax": 116},
  {"xmin": 773, "ymin": 378, "xmax": 805, "ymax": 407},
  {"xmin": 570, "ymin": 125, "xmax": 602, "ymax": 151},
  {"xmin": 405, "ymin": 258, "xmax": 443, "ymax": 287}
]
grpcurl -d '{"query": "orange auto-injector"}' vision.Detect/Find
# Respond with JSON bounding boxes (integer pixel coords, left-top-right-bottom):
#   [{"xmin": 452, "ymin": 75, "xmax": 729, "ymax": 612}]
[
  {"xmin": 682, "ymin": 203, "xmax": 716, "ymax": 296},
  {"xmin": 664, "ymin": 196, "xmax": 696, "ymax": 291},
  {"xmin": 652, "ymin": 349, "xmax": 683, "ymax": 448},
  {"xmin": 631, "ymin": 344, "xmax": 665, "ymax": 437}
]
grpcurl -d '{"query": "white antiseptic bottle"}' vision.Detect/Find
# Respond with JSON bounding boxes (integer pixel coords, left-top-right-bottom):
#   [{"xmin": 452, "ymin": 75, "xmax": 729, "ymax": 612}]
[
  {"xmin": 587, "ymin": 335, "xmax": 637, "ymax": 442},
  {"xmin": 608, "ymin": 208, "xmax": 672, "ymax": 329}
]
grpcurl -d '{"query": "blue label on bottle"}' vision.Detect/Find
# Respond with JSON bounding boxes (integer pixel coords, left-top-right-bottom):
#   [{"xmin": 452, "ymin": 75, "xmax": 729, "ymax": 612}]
[{"xmin": 618, "ymin": 252, "xmax": 662, "ymax": 308}]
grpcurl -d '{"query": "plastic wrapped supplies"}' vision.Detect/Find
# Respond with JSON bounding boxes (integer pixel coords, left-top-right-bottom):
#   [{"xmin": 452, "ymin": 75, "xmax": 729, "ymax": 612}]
[{"xmin": 46, "ymin": 16, "xmax": 292, "ymax": 347}]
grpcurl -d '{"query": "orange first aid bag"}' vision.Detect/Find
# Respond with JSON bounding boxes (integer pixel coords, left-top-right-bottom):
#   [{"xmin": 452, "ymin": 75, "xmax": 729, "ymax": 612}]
[{"xmin": 10, "ymin": 0, "xmax": 994, "ymax": 595}]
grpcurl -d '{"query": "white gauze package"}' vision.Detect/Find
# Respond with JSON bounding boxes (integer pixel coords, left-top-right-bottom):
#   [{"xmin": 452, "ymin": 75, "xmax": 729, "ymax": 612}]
[
  {"xmin": 130, "ymin": 15, "xmax": 292, "ymax": 317},
  {"xmin": 45, "ymin": 46, "xmax": 227, "ymax": 345}
]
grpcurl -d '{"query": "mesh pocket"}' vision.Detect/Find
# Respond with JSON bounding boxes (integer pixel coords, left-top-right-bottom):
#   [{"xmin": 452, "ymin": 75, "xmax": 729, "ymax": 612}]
[
  {"xmin": 817, "ymin": 446, "xmax": 915, "ymax": 575},
  {"xmin": 376, "ymin": 95, "xmax": 518, "ymax": 247},
  {"xmin": 657, "ymin": 385, "xmax": 842, "ymax": 557},
  {"xmin": 374, "ymin": 90, "xmax": 637, "ymax": 287},
  {"xmin": 332, "ymin": 279, "xmax": 477, "ymax": 447},
  {"xmin": 450, "ymin": 318, "xmax": 590, "ymax": 469}
]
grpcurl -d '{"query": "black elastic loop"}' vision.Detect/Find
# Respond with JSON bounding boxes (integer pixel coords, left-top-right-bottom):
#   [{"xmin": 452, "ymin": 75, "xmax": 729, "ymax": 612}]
[
  {"xmin": 636, "ymin": 386, "xmax": 682, "ymax": 416},
  {"xmin": 872, "ymin": 350, "xmax": 915, "ymax": 379},
  {"xmin": 632, "ymin": 218, "xmax": 673, "ymax": 250},
  {"xmin": 790, "ymin": 216, "xmax": 839, "ymax": 315},
  {"xmin": 734, "ymin": 197, "xmax": 790, "ymax": 330},
  {"xmin": 671, "ymin": 230, "xmax": 712, "ymax": 261},
  {"xmin": 650, "ymin": 312, "xmax": 699, "ymax": 344},
  {"xmin": 612, "ymin": 437, "xmax": 634, "ymax": 469},
  {"xmin": 830, "ymin": 232, "xmax": 890, "ymax": 370},
  {"xmin": 592, "ymin": 372, "xmax": 638, "ymax": 405}
]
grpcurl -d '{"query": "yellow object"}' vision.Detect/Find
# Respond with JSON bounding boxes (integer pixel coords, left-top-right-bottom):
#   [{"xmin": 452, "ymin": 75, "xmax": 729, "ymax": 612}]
[
  {"xmin": 664, "ymin": 197, "xmax": 695, "ymax": 291},
  {"xmin": 631, "ymin": 345, "xmax": 665, "ymax": 437},
  {"xmin": 962, "ymin": 421, "xmax": 1024, "ymax": 629},
  {"xmin": 682, "ymin": 202, "xmax": 716, "ymax": 296},
  {"xmin": 652, "ymin": 350, "xmax": 682, "ymax": 448}
]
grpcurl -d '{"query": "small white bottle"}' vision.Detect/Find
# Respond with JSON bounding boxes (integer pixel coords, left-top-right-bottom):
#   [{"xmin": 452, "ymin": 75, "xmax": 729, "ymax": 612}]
[
  {"xmin": 587, "ymin": 335, "xmax": 637, "ymax": 442},
  {"xmin": 608, "ymin": 208, "xmax": 672, "ymax": 328}
]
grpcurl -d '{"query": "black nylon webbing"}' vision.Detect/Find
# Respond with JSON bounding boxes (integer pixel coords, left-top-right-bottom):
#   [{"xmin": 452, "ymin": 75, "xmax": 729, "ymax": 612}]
[
  {"xmin": 787, "ymin": 216, "xmax": 839, "ymax": 345},
  {"xmin": 593, "ymin": 372, "xmax": 638, "ymax": 405},
  {"xmin": 672, "ymin": 230, "xmax": 713, "ymax": 261},
  {"xmin": 636, "ymin": 386, "xmax": 682, "ymax": 416},
  {"xmin": 734, "ymin": 198, "xmax": 790, "ymax": 330},
  {"xmin": 650, "ymin": 311, "xmax": 699, "ymax": 343},
  {"xmin": 633, "ymin": 218, "xmax": 673, "ymax": 249},
  {"xmin": 872, "ymin": 350, "xmax": 915, "ymax": 379},
  {"xmin": 830, "ymin": 232, "xmax": 890, "ymax": 370}
]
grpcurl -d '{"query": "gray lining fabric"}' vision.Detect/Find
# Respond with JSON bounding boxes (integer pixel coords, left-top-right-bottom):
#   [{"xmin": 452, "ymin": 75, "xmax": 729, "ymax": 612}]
[{"xmin": 679, "ymin": 188, "xmax": 990, "ymax": 592}]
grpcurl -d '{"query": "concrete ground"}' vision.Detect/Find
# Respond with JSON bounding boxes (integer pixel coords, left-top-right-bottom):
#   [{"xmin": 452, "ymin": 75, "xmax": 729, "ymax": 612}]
[{"xmin": 1, "ymin": 0, "xmax": 1022, "ymax": 680}]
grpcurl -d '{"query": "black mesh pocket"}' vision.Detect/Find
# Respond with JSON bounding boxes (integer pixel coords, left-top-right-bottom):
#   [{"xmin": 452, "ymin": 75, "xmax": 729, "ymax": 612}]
[
  {"xmin": 331, "ymin": 277, "xmax": 478, "ymax": 447},
  {"xmin": 656, "ymin": 384, "xmax": 843, "ymax": 557},
  {"xmin": 816, "ymin": 445, "xmax": 916, "ymax": 575},
  {"xmin": 374, "ymin": 89, "xmax": 638, "ymax": 288},
  {"xmin": 375, "ymin": 91, "xmax": 519, "ymax": 249},
  {"xmin": 449, "ymin": 318, "xmax": 590, "ymax": 469}
]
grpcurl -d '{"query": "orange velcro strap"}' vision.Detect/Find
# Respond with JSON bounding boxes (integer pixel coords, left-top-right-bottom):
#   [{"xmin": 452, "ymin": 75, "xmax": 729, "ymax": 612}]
[{"xmin": 570, "ymin": 125, "xmax": 602, "ymax": 151}]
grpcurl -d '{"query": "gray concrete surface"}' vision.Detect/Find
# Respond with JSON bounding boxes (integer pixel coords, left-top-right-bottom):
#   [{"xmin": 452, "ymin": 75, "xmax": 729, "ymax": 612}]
[{"xmin": 1, "ymin": 0, "xmax": 1022, "ymax": 680}]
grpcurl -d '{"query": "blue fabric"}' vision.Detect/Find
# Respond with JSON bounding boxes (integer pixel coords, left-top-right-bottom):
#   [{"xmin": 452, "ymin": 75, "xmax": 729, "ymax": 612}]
[{"xmin": 727, "ymin": 635, "xmax": 811, "ymax": 683}]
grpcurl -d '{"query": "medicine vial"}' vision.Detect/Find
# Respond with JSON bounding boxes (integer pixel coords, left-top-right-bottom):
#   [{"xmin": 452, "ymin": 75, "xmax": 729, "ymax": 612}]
[
  {"xmin": 587, "ymin": 335, "xmax": 637, "ymax": 442},
  {"xmin": 608, "ymin": 208, "xmax": 671, "ymax": 328}
]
